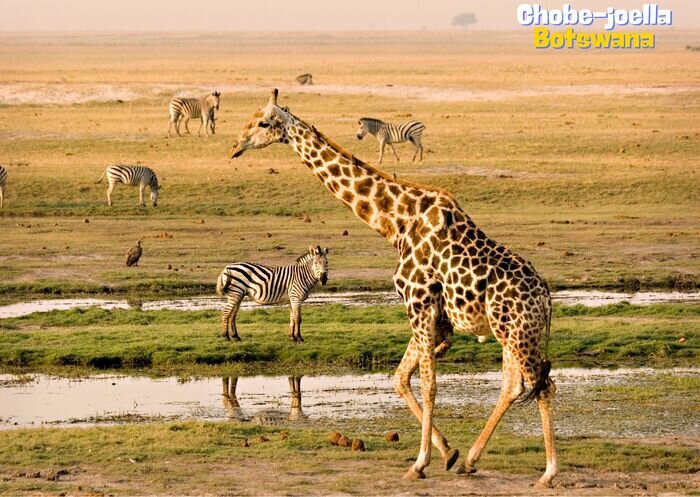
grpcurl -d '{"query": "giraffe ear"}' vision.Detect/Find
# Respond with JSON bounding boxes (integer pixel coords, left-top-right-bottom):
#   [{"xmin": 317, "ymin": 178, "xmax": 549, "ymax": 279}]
[
  {"xmin": 271, "ymin": 106, "xmax": 290, "ymax": 123},
  {"xmin": 269, "ymin": 89, "xmax": 278, "ymax": 106}
]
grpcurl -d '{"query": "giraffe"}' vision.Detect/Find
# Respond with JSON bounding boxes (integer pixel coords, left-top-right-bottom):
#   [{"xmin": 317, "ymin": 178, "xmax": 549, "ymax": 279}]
[{"xmin": 229, "ymin": 89, "xmax": 557, "ymax": 487}]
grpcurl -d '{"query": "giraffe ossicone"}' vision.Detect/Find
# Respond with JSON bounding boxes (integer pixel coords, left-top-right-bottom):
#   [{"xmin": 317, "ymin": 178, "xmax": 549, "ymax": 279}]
[{"xmin": 230, "ymin": 89, "xmax": 558, "ymax": 487}]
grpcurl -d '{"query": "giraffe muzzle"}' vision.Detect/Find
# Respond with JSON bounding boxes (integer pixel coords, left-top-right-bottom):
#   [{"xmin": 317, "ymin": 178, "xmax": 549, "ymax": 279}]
[{"xmin": 230, "ymin": 143, "xmax": 244, "ymax": 159}]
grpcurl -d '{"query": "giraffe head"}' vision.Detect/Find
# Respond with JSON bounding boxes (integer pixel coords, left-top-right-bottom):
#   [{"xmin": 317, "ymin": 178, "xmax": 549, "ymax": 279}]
[
  {"xmin": 308, "ymin": 245, "xmax": 329, "ymax": 286},
  {"xmin": 229, "ymin": 89, "xmax": 291, "ymax": 159}
]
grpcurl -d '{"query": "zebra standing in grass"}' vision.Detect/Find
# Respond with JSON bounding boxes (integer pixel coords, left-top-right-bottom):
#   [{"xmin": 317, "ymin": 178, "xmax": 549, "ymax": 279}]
[
  {"xmin": 0, "ymin": 165, "xmax": 6, "ymax": 208},
  {"xmin": 216, "ymin": 245, "xmax": 329, "ymax": 343},
  {"xmin": 168, "ymin": 91, "xmax": 220, "ymax": 137},
  {"xmin": 96, "ymin": 165, "xmax": 159, "ymax": 207},
  {"xmin": 356, "ymin": 117, "xmax": 425, "ymax": 164}
]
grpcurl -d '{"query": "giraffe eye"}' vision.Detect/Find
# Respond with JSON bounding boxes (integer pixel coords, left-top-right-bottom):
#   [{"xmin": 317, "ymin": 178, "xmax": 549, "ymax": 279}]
[{"xmin": 258, "ymin": 122, "xmax": 270, "ymax": 128}]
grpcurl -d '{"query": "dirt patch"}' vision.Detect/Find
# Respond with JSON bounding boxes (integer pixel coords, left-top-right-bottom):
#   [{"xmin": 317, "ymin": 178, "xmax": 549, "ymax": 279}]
[
  {"xmin": 409, "ymin": 165, "xmax": 561, "ymax": 179},
  {"xmin": 15, "ymin": 454, "xmax": 697, "ymax": 496}
]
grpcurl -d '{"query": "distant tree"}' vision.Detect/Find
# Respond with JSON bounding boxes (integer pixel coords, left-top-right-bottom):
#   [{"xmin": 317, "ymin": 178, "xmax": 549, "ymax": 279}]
[{"xmin": 452, "ymin": 12, "xmax": 477, "ymax": 29}]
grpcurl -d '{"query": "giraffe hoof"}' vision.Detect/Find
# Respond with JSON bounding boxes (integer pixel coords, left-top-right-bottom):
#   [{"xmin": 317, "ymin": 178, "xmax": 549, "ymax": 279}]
[
  {"xmin": 455, "ymin": 462, "xmax": 477, "ymax": 475},
  {"xmin": 444, "ymin": 448, "xmax": 460, "ymax": 471},
  {"xmin": 402, "ymin": 468, "xmax": 425, "ymax": 481},
  {"xmin": 534, "ymin": 478, "xmax": 553, "ymax": 489}
]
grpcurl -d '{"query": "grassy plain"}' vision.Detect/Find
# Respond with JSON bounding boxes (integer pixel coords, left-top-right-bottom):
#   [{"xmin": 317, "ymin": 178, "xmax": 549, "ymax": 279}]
[
  {"xmin": 0, "ymin": 31, "xmax": 698, "ymax": 301},
  {"xmin": 0, "ymin": 303, "xmax": 697, "ymax": 374}
]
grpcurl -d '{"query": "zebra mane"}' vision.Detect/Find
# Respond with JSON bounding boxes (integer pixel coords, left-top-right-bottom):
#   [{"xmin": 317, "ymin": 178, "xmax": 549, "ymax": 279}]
[
  {"xmin": 307, "ymin": 123, "xmax": 452, "ymax": 196},
  {"xmin": 295, "ymin": 252, "xmax": 312, "ymax": 264},
  {"xmin": 360, "ymin": 117, "xmax": 385, "ymax": 126}
]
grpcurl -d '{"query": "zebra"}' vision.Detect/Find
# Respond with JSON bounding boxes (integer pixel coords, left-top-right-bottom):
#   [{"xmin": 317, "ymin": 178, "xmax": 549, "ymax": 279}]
[
  {"xmin": 356, "ymin": 117, "xmax": 425, "ymax": 164},
  {"xmin": 168, "ymin": 91, "xmax": 221, "ymax": 137},
  {"xmin": 0, "ymin": 165, "xmax": 6, "ymax": 208},
  {"xmin": 216, "ymin": 245, "xmax": 329, "ymax": 343},
  {"xmin": 96, "ymin": 165, "xmax": 159, "ymax": 207}
]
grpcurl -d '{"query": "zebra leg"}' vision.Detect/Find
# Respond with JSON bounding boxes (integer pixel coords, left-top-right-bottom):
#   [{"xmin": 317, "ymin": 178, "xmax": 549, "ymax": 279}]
[
  {"xmin": 222, "ymin": 292, "xmax": 244, "ymax": 341},
  {"xmin": 174, "ymin": 117, "xmax": 183, "ymax": 137},
  {"xmin": 289, "ymin": 303, "xmax": 304, "ymax": 342},
  {"xmin": 138, "ymin": 184, "xmax": 146, "ymax": 207},
  {"xmin": 106, "ymin": 183, "xmax": 114, "ymax": 206},
  {"xmin": 411, "ymin": 138, "xmax": 423, "ymax": 162},
  {"xmin": 197, "ymin": 118, "xmax": 203, "ymax": 137},
  {"xmin": 0, "ymin": 186, "xmax": 3, "ymax": 209},
  {"xmin": 378, "ymin": 142, "xmax": 385, "ymax": 164},
  {"xmin": 390, "ymin": 144, "xmax": 401, "ymax": 162}
]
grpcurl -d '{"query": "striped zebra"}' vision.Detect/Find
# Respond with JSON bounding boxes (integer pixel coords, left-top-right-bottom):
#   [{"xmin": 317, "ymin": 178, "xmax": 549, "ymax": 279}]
[
  {"xmin": 0, "ymin": 165, "xmax": 6, "ymax": 208},
  {"xmin": 168, "ymin": 91, "xmax": 221, "ymax": 137},
  {"xmin": 96, "ymin": 165, "xmax": 159, "ymax": 207},
  {"xmin": 356, "ymin": 117, "xmax": 425, "ymax": 164},
  {"xmin": 216, "ymin": 245, "xmax": 329, "ymax": 342}
]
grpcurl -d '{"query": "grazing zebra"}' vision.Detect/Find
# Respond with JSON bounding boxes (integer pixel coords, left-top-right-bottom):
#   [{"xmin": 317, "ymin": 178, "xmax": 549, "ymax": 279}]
[
  {"xmin": 0, "ymin": 165, "xmax": 6, "ymax": 209},
  {"xmin": 356, "ymin": 117, "xmax": 425, "ymax": 164},
  {"xmin": 216, "ymin": 245, "xmax": 329, "ymax": 342},
  {"xmin": 295, "ymin": 73, "xmax": 314, "ymax": 85},
  {"xmin": 168, "ymin": 91, "xmax": 221, "ymax": 137},
  {"xmin": 96, "ymin": 165, "xmax": 159, "ymax": 207}
]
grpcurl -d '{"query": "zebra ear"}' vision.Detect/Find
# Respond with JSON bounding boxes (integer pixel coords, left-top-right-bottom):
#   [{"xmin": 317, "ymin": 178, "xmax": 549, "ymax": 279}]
[
  {"xmin": 309, "ymin": 245, "xmax": 315, "ymax": 255},
  {"xmin": 323, "ymin": 247, "xmax": 329, "ymax": 255}
]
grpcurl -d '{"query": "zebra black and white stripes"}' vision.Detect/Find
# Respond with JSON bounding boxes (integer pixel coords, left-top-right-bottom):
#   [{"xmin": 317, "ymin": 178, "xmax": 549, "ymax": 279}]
[
  {"xmin": 168, "ymin": 91, "xmax": 221, "ymax": 137},
  {"xmin": 356, "ymin": 117, "xmax": 425, "ymax": 163},
  {"xmin": 0, "ymin": 165, "xmax": 7, "ymax": 209},
  {"xmin": 216, "ymin": 245, "xmax": 329, "ymax": 342},
  {"xmin": 96, "ymin": 165, "xmax": 160, "ymax": 207}
]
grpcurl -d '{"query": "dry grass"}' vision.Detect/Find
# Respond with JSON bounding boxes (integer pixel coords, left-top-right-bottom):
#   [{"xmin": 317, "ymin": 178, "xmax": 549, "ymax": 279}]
[{"xmin": 0, "ymin": 31, "xmax": 698, "ymax": 300}]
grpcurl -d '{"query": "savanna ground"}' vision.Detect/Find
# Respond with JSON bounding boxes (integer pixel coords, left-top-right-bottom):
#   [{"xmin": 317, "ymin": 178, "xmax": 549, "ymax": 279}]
[{"xmin": 0, "ymin": 31, "xmax": 699, "ymax": 496}]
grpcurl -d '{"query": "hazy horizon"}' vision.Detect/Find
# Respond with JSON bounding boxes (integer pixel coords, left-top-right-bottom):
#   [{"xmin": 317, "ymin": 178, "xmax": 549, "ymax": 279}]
[{"xmin": 1, "ymin": 0, "xmax": 698, "ymax": 32}]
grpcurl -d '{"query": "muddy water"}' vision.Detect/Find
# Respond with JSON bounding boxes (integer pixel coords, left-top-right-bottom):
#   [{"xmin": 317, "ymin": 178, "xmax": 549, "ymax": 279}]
[
  {"xmin": 1, "ymin": 368, "xmax": 697, "ymax": 438},
  {"xmin": 1, "ymin": 290, "xmax": 698, "ymax": 319}
]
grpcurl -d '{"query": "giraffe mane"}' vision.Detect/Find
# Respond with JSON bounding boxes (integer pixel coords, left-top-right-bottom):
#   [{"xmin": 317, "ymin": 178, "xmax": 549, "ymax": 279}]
[{"xmin": 308, "ymin": 123, "xmax": 453, "ymax": 197}]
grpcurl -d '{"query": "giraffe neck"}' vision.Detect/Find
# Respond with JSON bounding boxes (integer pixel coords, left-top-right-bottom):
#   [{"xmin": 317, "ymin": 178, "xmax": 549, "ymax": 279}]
[{"xmin": 282, "ymin": 115, "xmax": 415, "ymax": 247}]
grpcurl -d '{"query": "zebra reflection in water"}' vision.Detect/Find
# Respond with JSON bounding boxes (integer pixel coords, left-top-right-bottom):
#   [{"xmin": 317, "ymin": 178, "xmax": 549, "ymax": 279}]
[{"xmin": 222, "ymin": 376, "xmax": 305, "ymax": 424}]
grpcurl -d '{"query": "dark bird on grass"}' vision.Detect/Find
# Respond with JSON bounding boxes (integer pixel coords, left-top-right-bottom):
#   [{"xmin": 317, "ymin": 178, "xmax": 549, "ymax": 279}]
[{"xmin": 126, "ymin": 240, "xmax": 143, "ymax": 267}]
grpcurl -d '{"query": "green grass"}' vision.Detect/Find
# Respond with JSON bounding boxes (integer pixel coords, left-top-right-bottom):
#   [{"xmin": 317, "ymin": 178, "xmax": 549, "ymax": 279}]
[{"xmin": 0, "ymin": 303, "xmax": 696, "ymax": 374}]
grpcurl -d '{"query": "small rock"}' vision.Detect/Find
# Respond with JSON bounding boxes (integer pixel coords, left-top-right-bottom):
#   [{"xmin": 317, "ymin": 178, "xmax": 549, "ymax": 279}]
[
  {"xmin": 84, "ymin": 218, "xmax": 90, "ymax": 223},
  {"xmin": 329, "ymin": 431, "xmax": 342, "ymax": 445},
  {"xmin": 619, "ymin": 147, "xmax": 626, "ymax": 154},
  {"xmin": 266, "ymin": 233, "xmax": 273, "ymax": 238},
  {"xmin": 273, "ymin": 245, "xmax": 284, "ymax": 250},
  {"xmin": 678, "ymin": 336, "xmax": 687, "ymax": 343},
  {"xmin": 342, "ymin": 230, "xmax": 349, "ymax": 236},
  {"xmin": 302, "ymin": 214, "xmax": 312, "ymax": 223},
  {"xmin": 385, "ymin": 431, "xmax": 399, "ymax": 442},
  {"xmin": 267, "ymin": 168, "xmax": 279, "ymax": 175},
  {"xmin": 256, "ymin": 436, "xmax": 270, "ymax": 443},
  {"xmin": 351, "ymin": 438, "xmax": 366, "ymax": 452},
  {"xmin": 195, "ymin": 219, "xmax": 205, "ymax": 224},
  {"xmin": 240, "ymin": 438, "xmax": 249, "ymax": 447},
  {"xmin": 563, "ymin": 250, "xmax": 575, "ymax": 257},
  {"xmin": 166, "ymin": 264, "xmax": 172, "ymax": 270},
  {"xmin": 338, "ymin": 435, "xmax": 351, "ymax": 447},
  {"xmin": 279, "ymin": 431, "xmax": 289, "ymax": 441},
  {"xmin": 536, "ymin": 241, "xmax": 545, "ymax": 247}
]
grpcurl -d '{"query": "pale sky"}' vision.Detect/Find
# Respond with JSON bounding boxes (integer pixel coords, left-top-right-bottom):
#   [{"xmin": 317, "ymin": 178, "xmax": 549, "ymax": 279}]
[{"xmin": 0, "ymin": 0, "xmax": 698, "ymax": 31}]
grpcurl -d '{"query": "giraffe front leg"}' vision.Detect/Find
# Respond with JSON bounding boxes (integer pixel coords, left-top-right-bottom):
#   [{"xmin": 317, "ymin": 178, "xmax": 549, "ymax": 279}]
[{"xmin": 394, "ymin": 337, "xmax": 459, "ymax": 472}]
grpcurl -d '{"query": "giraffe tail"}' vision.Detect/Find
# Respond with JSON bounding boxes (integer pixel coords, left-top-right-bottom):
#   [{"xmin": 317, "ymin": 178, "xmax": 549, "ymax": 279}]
[{"xmin": 519, "ymin": 303, "xmax": 553, "ymax": 404}]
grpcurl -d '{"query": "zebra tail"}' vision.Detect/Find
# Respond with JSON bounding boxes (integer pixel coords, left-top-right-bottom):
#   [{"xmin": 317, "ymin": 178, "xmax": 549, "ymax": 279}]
[
  {"xmin": 95, "ymin": 169, "xmax": 106, "ymax": 184},
  {"xmin": 216, "ymin": 271, "xmax": 230, "ymax": 296}
]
